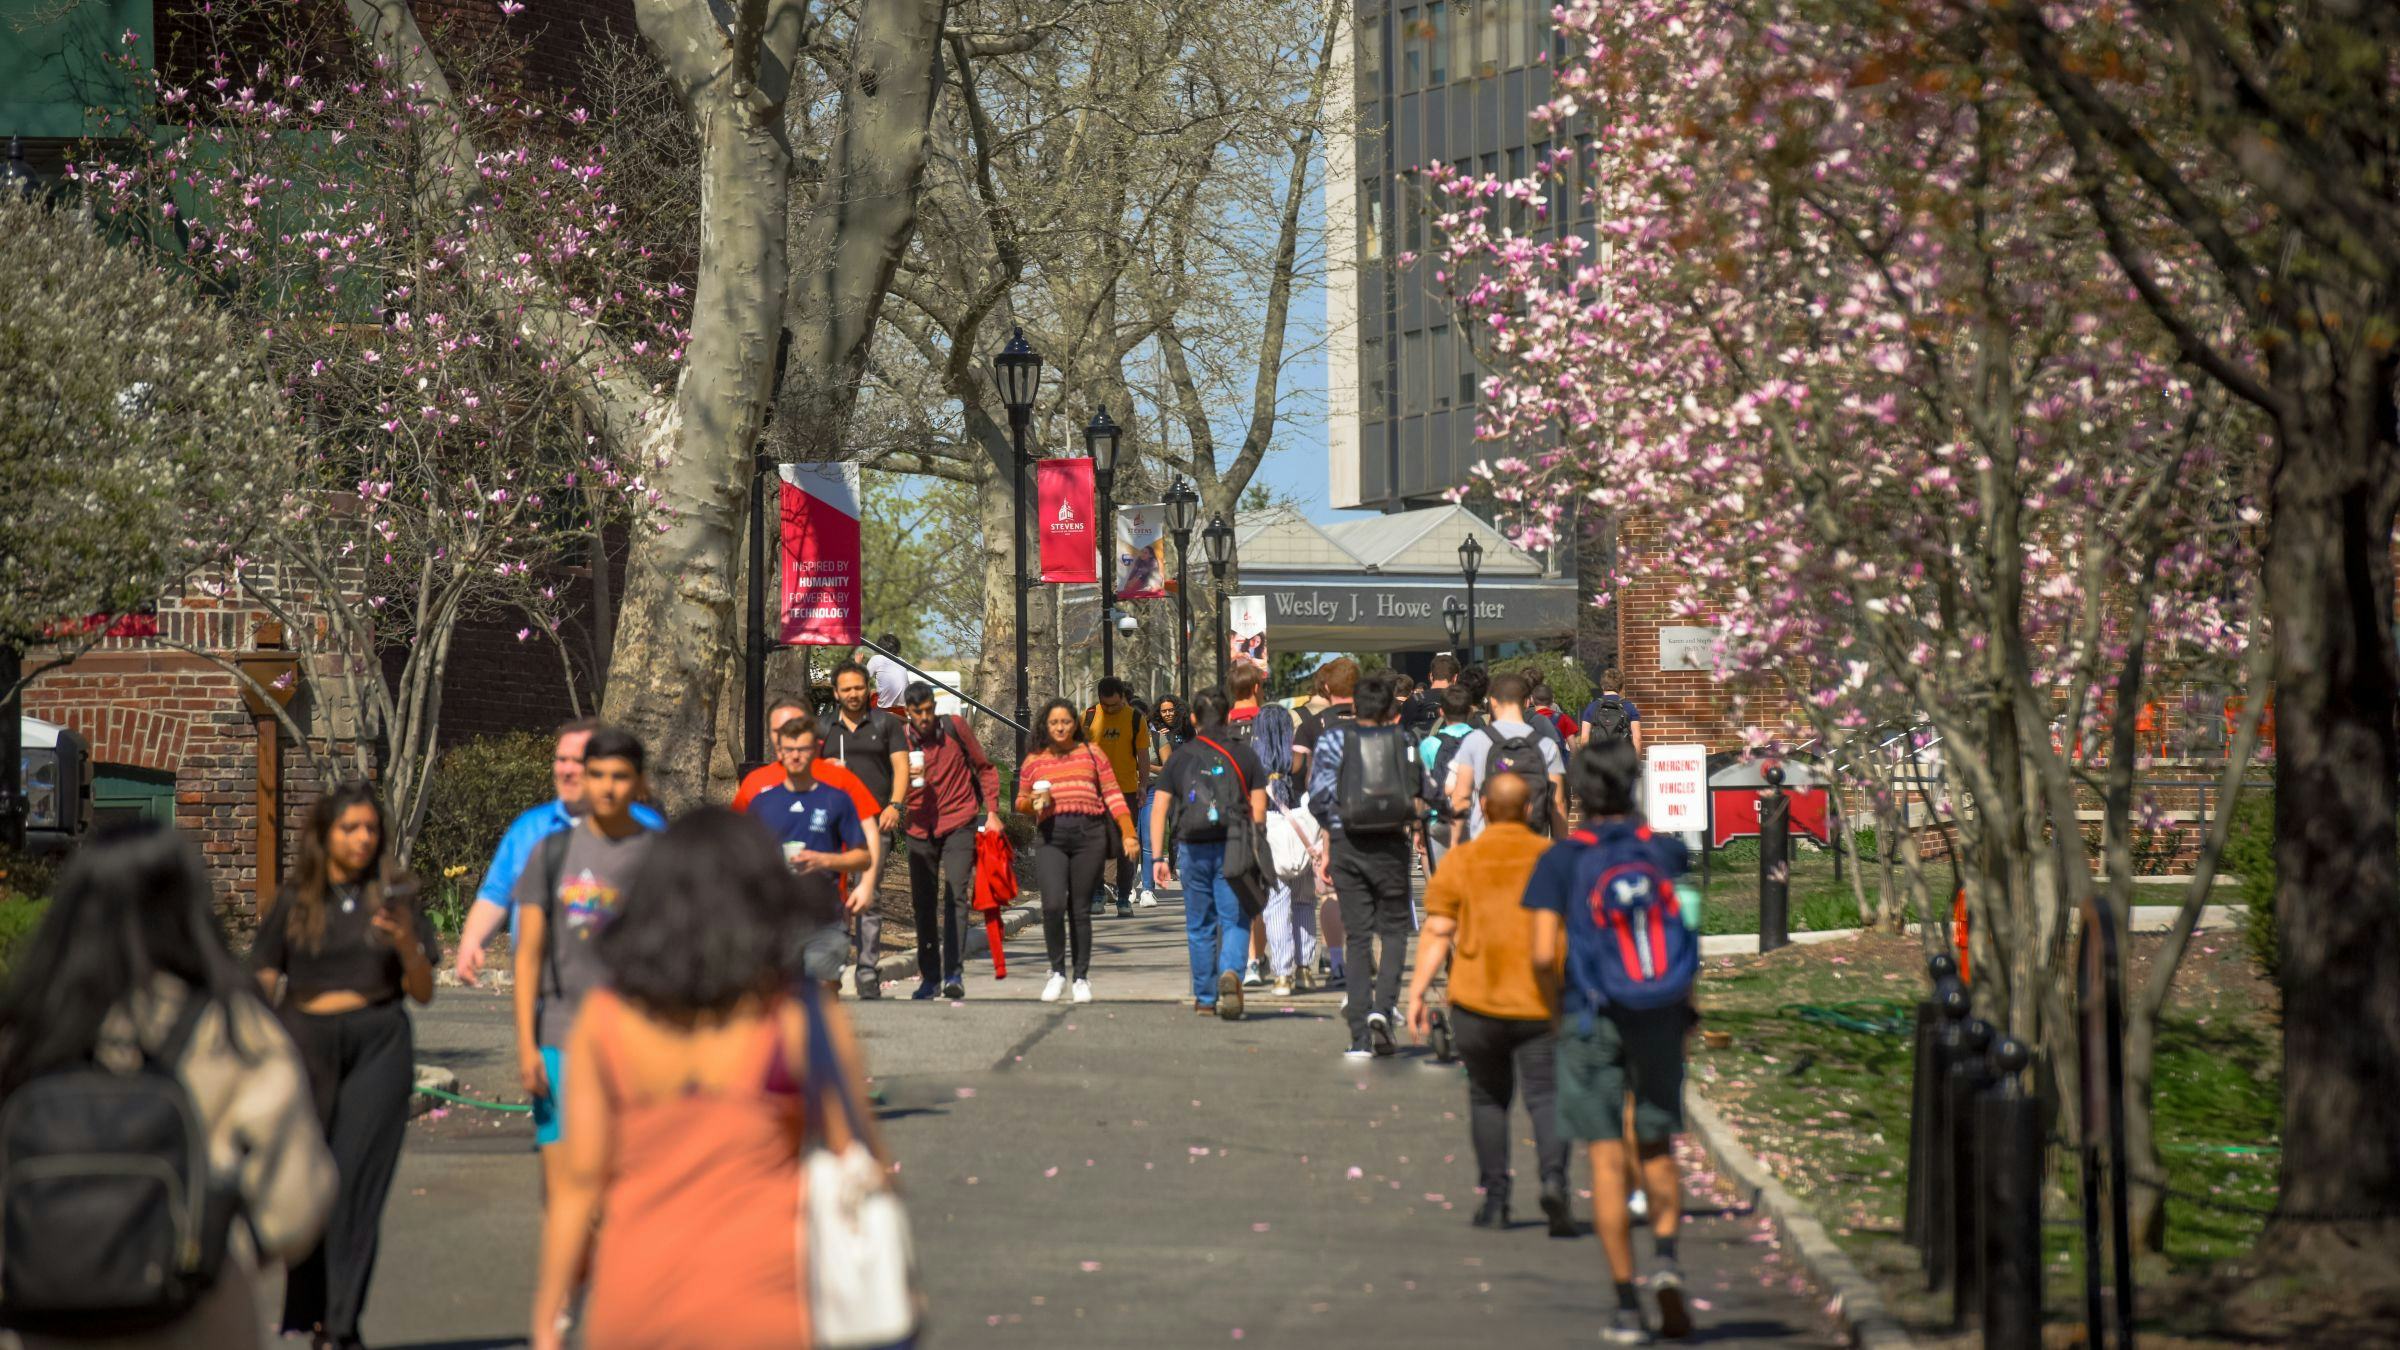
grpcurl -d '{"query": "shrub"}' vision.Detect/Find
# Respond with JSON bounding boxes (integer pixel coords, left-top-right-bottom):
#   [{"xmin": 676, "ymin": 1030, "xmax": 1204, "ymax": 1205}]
[
  {"xmin": 0, "ymin": 849, "xmax": 61, "ymax": 906},
  {"xmin": 0, "ymin": 898, "xmax": 47, "ymax": 975},
  {"xmin": 2220, "ymin": 792, "xmax": 2277, "ymax": 978},
  {"xmin": 408, "ymin": 731, "xmax": 556, "ymax": 935},
  {"xmin": 1504, "ymin": 650, "xmax": 1594, "ymax": 718}
]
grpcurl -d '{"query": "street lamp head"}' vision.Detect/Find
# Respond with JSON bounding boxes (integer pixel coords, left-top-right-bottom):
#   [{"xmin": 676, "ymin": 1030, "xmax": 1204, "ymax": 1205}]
[
  {"xmin": 1457, "ymin": 531, "xmax": 1484, "ymax": 582},
  {"xmin": 1084, "ymin": 406, "xmax": 1121, "ymax": 475},
  {"xmin": 990, "ymin": 326, "xmax": 1042, "ymax": 419},
  {"xmin": 1, "ymin": 138, "xmax": 39, "ymax": 203},
  {"xmin": 1202, "ymin": 513, "xmax": 1234, "ymax": 573},
  {"xmin": 1443, "ymin": 597, "xmax": 1466, "ymax": 645},
  {"xmin": 1164, "ymin": 478, "xmax": 1199, "ymax": 538}
]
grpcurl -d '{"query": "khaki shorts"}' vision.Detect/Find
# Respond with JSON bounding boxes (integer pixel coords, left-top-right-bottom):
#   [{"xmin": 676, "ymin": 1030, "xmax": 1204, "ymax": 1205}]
[{"xmin": 1556, "ymin": 1005, "xmax": 1693, "ymax": 1143}]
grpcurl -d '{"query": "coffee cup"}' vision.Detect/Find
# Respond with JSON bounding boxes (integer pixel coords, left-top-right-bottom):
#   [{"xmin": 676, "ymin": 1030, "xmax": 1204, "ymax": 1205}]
[{"xmin": 908, "ymin": 749, "xmax": 926, "ymax": 788}]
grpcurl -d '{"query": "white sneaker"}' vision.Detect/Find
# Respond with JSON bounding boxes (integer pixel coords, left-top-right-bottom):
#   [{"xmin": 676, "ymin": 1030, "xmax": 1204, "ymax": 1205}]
[
  {"xmin": 1272, "ymin": 977, "xmax": 1294, "ymax": 997},
  {"xmin": 1137, "ymin": 889, "xmax": 1159, "ymax": 908},
  {"xmin": 1041, "ymin": 972, "xmax": 1068, "ymax": 1003},
  {"xmin": 1629, "ymin": 1187, "xmax": 1651, "ymax": 1223},
  {"xmin": 1072, "ymin": 979, "xmax": 1094, "ymax": 1004}
]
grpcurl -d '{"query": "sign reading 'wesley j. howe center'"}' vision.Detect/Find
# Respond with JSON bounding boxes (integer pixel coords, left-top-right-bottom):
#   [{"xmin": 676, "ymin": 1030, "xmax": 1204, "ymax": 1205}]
[
  {"xmin": 1260, "ymin": 581, "xmax": 1576, "ymax": 648},
  {"xmin": 1645, "ymin": 743, "xmax": 1710, "ymax": 833}
]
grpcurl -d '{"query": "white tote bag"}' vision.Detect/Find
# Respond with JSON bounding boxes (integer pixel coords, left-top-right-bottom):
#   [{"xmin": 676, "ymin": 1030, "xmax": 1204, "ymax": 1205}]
[
  {"xmin": 1266, "ymin": 793, "xmax": 1320, "ymax": 880},
  {"xmin": 798, "ymin": 986, "xmax": 920, "ymax": 1349}
]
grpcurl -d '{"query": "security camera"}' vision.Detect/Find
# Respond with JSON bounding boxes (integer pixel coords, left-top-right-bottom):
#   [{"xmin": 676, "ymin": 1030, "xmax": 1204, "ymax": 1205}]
[{"xmin": 1115, "ymin": 612, "xmax": 1140, "ymax": 636}]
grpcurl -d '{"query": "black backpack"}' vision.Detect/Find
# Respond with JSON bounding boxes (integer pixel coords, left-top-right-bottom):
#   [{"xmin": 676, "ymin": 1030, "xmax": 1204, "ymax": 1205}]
[
  {"xmin": 1173, "ymin": 741, "xmax": 1249, "ymax": 839},
  {"xmin": 1479, "ymin": 726, "xmax": 1557, "ymax": 835},
  {"xmin": 1585, "ymin": 695, "xmax": 1635, "ymax": 747},
  {"xmin": 1336, "ymin": 724, "xmax": 1418, "ymax": 835},
  {"xmin": 1425, "ymin": 725, "xmax": 1475, "ymax": 823},
  {"xmin": 0, "ymin": 993, "xmax": 237, "ymax": 1336}
]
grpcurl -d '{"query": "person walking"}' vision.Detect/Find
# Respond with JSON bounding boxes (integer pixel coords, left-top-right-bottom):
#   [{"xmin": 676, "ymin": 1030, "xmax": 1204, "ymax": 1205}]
[
  {"xmin": 821, "ymin": 662, "xmax": 911, "ymax": 978},
  {"xmin": 1084, "ymin": 677, "xmax": 1151, "ymax": 918},
  {"xmin": 250, "ymin": 783, "xmax": 441, "ymax": 1350},
  {"xmin": 1446, "ymin": 671, "xmax": 1570, "ymax": 850},
  {"xmin": 1134, "ymin": 693, "xmax": 1190, "ymax": 908},
  {"xmin": 1148, "ymin": 688, "xmax": 1269, "ymax": 1019},
  {"xmin": 509, "ymin": 729, "xmax": 659, "ymax": 1233},
  {"xmin": 0, "ymin": 827, "xmax": 336, "ymax": 1350},
  {"xmin": 863, "ymin": 632, "xmax": 911, "ymax": 710},
  {"xmin": 1419, "ymin": 683, "xmax": 1479, "ymax": 871},
  {"xmin": 530, "ymin": 808, "xmax": 887, "ymax": 1350},
  {"xmin": 453, "ymin": 718, "xmax": 665, "ymax": 986},
  {"xmin": 1016, "ymin": 699, "xmax": 1138, "ymax": 1003},
  {"xmin": 1526, "ymin": 740, "xmax": 1700, "ymax": 1345},
  {"xmin": 1225, "ymin": 665, "xmax": 1272, "ymax": 987},
  {"xmin": 744, "ymin": 718, "xmax": 873, "ymax": 991},
  {"xmin": 1244, "ymin": 675, "xmax": 1319, "ymax": 997},
  {"xmin": 737, "ymin": 698, "xmax": 887, "ymax": 995},
  {"xmin": 1404, "ymin": 773, "xmax": 1575, "ymax": 1235},
  {"xmin": 1307, "ymin": 670, "xmax": 1423, "ymax": 1057},
  {"xmin": 901, "ymin": 683, "xmax": 1005, "ymax": 999},
  {"xmin": 1577, "ymin": 669, "xmax": 1644, "ymax": 754}
]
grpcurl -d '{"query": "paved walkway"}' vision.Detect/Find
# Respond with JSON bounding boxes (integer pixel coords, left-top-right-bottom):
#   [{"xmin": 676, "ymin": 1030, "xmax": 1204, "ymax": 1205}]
[{"xmin": 353, "ymin": 890, "xmax": 1842, "ymax": 1348}]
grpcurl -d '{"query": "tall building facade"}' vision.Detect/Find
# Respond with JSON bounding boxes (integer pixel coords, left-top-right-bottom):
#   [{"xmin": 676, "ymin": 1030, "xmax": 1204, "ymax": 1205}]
[{"xmin": 1328, "ymin": 0, "xmax": 1576, "ymax": 511}]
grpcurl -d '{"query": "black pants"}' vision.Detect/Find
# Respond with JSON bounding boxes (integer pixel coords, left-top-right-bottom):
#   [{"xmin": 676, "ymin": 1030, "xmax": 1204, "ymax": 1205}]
[
  {"xmin": 1452, "ymin": 1006, "xmax": 1571, "ymax": 1203},
  {"xmin": 281, "ymin": 1000, "xmax": 413, "ymax": 1345},
  {"xmin": 1036, "ymin": 813, "xmax": 1108, "ymax": 978},
  {"xmin": 1109, "ymin": 847, "xmax": 1137, "ymax": 907},
  {"xmin": 909, "ymin": 826, "xmax": 976, "ymax": 984},
  {"xmin": 1331, "ymin": 831, "xmax": 1414, "ymax": 1036}
]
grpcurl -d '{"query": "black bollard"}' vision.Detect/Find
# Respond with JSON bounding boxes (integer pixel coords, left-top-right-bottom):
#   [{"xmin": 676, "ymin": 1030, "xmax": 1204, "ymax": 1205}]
[
  {"xmin": 1923, "ymin": 980, "xmax": 1970, "ymax": 1290},
  {"xmin": 1979, "ymin": 1038, "xmax": 2043, "ymax": 1350},
  {"xmin": 1903, "ymin": 953, "xmax": 1959, "ymax": 1253},
  {"xmin": 1758, "ymin": 763, "xmax": 1791, "ymax": 953},
  {"xmin": 1947, "ymin": 1017, "xmax": 1996, "ymax": 1327}
]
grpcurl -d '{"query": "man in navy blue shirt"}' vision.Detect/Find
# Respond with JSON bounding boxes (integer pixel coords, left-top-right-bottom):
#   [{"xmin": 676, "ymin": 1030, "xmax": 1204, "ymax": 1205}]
[
  {"xmin": 746, "ymin": 719, "xmax": 871, "ymax": 986},
  {"xmin": 1524, "ymin": 738, "xmax": 1695, "ymax": 1344}
]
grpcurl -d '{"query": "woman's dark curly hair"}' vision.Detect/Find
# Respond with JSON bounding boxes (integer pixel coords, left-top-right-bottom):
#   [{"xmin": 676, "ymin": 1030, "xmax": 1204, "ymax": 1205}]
[{"xmin": 598, "ymin": 807, "xmax": 839, "ymax": 1024}]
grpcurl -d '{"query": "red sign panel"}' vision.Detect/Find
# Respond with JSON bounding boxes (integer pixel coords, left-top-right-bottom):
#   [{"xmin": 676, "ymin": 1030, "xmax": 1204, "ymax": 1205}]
[
  {"xmin": 777, "ymin": 463, "xmax": 863, "ymax": 646},
  {"xmin": 1037, "ymin": 458, "xmax": 1098, "ymax": 584},
  {"xmin": 1709, "ymin": 786, "xmax": 1832, "ymax": 849}
]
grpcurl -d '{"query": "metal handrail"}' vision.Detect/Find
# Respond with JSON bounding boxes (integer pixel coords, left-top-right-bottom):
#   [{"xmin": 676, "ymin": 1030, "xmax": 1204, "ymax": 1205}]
[{"xmin": 852, "ymin": 637, "xmax": 1029, "ymax": 735}]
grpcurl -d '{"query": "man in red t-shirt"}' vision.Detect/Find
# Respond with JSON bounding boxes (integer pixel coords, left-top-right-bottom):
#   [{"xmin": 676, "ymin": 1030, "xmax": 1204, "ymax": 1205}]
[{"xmin": 735, "ymin": 698, "xmax": 888, "ymax": 995}]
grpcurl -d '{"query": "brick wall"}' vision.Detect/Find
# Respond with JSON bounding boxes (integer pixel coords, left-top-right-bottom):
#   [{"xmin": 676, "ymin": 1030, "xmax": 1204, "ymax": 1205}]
[{"xmin": 1609, "ymin": 516, "xmax": 1775, "ymax": 752}]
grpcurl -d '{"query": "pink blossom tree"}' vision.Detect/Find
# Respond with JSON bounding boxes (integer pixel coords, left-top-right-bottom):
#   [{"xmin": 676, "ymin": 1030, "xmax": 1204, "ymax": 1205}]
[{"xmin": 1430, "ymin": 0, "xmax": 2265, "ymax": 1252}]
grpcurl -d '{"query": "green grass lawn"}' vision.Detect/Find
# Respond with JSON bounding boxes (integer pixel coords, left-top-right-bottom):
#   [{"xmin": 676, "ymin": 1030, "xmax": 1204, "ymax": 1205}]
[
  {"xmin": 1687, "ymin": 837, "xmax": 1881, "ymax": 935},
  {"xmin": 1692, "ymin": 933, "xmax": 2280, "ymax": 1334}
]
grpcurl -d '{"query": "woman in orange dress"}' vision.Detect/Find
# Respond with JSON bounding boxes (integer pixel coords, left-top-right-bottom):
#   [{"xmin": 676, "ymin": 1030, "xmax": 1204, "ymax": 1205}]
[{"xmin": 530, "ymin": 808, "xmax": 886, "ymax": 1350}]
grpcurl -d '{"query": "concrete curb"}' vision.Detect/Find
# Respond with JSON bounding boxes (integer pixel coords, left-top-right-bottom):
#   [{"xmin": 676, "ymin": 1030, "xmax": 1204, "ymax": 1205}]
[
  {"xmin": 868, "ymin": 901, "xmax": 1042, "ymax": 989},
  {"xmin": 1700, "ymin": 903, "xmax": 2241, "ymax": 958},
  {"xmin": 1681, "ymin": 1085, "xmax": 1921, "ymax": 1350}
]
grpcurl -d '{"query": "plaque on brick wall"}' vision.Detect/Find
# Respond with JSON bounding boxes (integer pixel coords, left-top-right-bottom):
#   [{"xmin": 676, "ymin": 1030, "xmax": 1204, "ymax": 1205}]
[{"xmin": 1658, "ymin": 626, "xmax": 1719, "ymax": 672}]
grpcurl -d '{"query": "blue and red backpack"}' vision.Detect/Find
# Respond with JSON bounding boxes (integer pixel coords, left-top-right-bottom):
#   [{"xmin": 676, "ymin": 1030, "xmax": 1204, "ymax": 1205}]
[{"xmin": 1563, "ymin": 821, "xmax": 1698, "ymax": 1013}]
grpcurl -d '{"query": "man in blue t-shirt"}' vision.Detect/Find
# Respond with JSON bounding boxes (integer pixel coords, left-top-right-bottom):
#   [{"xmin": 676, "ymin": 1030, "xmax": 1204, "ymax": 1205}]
[
  {"xmin": 1523, "ymin": 738, "xmax": 1695, "ymax": 1345},
  {"xmin": 453, "ymin": 719, "xmax": 667, "ymax": 986},
  {"xmin": 746, "ymin": 718, "xmax": 871, "ymax": 986}
]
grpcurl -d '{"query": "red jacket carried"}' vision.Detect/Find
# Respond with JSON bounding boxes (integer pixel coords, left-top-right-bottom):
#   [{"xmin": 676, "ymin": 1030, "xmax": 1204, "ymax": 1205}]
[{"xmin": 973, "ymin": 827, "xmax": 1018, "ymax": 913}]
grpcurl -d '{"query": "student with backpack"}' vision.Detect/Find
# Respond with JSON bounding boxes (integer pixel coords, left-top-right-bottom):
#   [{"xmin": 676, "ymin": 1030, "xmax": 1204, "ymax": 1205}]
[
  {"xmin": 1525, "ymin": 739, "xmax": 1700, "ymax": 1345},
  {"xmin": 901, "ymin": 682, "xmax": 1005, "ymax": 998},
  {"xmin": 0, "ymin": 826, "xmax": 335, "ymax": 1349},
  {"xmin": 1578, "ymin": 670, "xmax": 1644, "ymax": 754},
  {"xmin": 1244, "ymin": 672, "xmax": 1320, "ymax": 996},
  {"xmin": 511, "ymin": 729, "xmax": 661, "ymax": 1247},
  {"xmin": 1149, "ymin": 687, "xmax": 1269, "ymax": 1019},
  {"xmin": 1419, "ymin": 683, "xmax": 1479, "ymax": 870},
  {"xmin": 252, "ymin": 782, "xmax": 442, "ymax": 1350},
  {"xmin": 1306, "ymin": 670, "xmax": 1423, "ymax": 1057},
  {"xmin": 1445, "ymin": 672, "xmax": 1569, "ymax": 849}
]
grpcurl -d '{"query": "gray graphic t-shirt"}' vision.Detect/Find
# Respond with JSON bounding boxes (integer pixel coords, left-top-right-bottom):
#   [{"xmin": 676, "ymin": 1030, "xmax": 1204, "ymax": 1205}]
[{"xmin": 511, "ymin": 823, "xmax": 654, "ymax": 1046}]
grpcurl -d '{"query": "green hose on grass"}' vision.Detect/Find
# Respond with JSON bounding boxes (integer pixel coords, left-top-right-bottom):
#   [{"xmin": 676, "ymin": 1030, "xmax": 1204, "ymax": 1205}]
[
  {"xmin": 1782, "ymin": 1000, "xmax": 1915, "ymax": 1037},
  {"xmin": 415, "ymin": 1085, "xmax": 533, "ymax": 1113}
]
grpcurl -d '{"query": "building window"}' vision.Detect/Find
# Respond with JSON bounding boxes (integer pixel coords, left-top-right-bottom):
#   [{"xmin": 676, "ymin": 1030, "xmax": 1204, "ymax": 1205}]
[
  {"xmin": 1451, "ymin": 1, "xmax": 1476, "ymax": 82},
  {"xmin": 1426, "ymin": 2, "xmax": 1447, "ymax": 85},
  {"xmin": 1503, "ymin": 0, "xmax": 1528, "ymax": 68},
  {"xmin": 1506, "ymin": 145, "xmax": 1527, "ymax": 233},
  {"xmin": 1475, "ymin": 0, "xmax": 1503, "ymax": 76},
  {"xmin": 1403, "ymin": 175, "xmax": 1425, "ymax": 254},
  {"xmin": 1359, "ymin": 12, "xmax": 1383, "ymax": 85},
  {"xmin": 1459, "ymin": 331, "xmax": 1480, "ymax": 407},
  {"xmin": 1402, "ymin": 329, "xmax": 1428, "ymax": 415},
  {"xmin": 1576, "ymin": 133, "xmax": 1597, "ymax": 220},
  {"xmin": 1364, "ymin": 335, "xmax": 1387, "ymax": 419},
  {"xmin": 1533, "ymin": 139, "xmax": 1553, "ymax": 227},
  {"xmin": 1431, "ymin": 323, "xmax": 1455, "ymax": 409},
  {"xmin": 1525, "ymin": 0, "xmax": 1545, "ymax": 70},
  {"xmin": 1362, "ymin": 178, "xmax": 1383, "ymax": 262},
  {"xmin": 1400, "ymin": 7, "xmax": 1421, "ymax": 90}
]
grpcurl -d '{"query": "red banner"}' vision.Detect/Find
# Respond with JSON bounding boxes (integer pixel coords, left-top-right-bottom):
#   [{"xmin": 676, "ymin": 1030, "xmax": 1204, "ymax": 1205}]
[
  {"xmin": 778, "ymin": 463, "xmax": 863, "ymax": 645},
  {"xmin": 1037, "ymin": 458, "xmax": 1098, "ymax": 584}
]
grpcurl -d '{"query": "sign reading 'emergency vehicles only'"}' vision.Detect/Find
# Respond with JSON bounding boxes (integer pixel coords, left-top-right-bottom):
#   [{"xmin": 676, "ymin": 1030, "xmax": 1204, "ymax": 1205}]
[{"xmin": 1645, "ymin": 743, "xmax": 1709, "ymax": 833}]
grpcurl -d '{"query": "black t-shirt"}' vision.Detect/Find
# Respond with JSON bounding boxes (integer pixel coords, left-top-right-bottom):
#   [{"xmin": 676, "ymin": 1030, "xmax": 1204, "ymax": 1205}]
[
  {"xmin": 818, "ymin": 707, "xmax": 908, "ymax": 807},
  {"xmin": 1159, "ymin": 731, "xmax": 1267, "ymax": 843},
  {"xmin": 250, "ymin": 879, "xmax": 441, "ymax": 1006}
]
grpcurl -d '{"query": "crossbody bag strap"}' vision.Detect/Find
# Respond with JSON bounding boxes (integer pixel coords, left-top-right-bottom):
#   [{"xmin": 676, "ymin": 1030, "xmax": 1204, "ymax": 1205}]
[
  {"xmin": 793, "ymin": 981, "xmax": 866, "ymax": 1150},
  {"xmin": 1192, "ymin": 736, "xmax": 1248, "ymax": 794}
]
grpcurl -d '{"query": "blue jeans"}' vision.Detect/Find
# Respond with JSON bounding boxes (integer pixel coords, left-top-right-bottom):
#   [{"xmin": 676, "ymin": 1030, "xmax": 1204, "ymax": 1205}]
[
  {"xmin": 1178, "ymin": 840, "xmax": 1246, "ymax": 1003},
  {"xmin": 1136, "ymin": 785, "xmax": 1158, "ymax": 886}
]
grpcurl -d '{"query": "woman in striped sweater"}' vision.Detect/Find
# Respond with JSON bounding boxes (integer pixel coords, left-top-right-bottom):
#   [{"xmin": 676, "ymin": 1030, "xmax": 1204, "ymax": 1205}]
[{"xmin": 1014, "ymin": 698, "xmax": 1138, "ymax": 1002}]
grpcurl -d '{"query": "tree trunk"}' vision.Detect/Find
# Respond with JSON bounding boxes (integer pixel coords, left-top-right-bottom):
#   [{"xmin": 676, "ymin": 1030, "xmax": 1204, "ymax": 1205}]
[
  {"xmin": 604, "ymin": 3, "xmax": 802, "ymax": 810},
  {"xmin": 2258, "ymin": 403, "xmax": 2400, "ymax": 1269}
]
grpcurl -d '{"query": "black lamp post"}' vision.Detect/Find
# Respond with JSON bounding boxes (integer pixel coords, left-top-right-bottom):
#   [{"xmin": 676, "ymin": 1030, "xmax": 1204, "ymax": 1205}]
[
  {"xmin": 1443, "ymin": 597, "xmax": 1466, "ymax": 657},
  {"xmin": 1086, "ymin": 408, "xmax": 1121, "ymax": 682},
  {"xmin": 992, "ymin": 328, "xmax": 1043, "ymax": 753},
  {"xmin": 1164, "ymin": 478, "xmax": 1199, "ymax": 699},
  {"xmin": 1457, "ymin": 532, "xmax": 1484, "ymax": 658},
  {"xmin": 0, "ymin": 139, "xmax": 36, "ymax": 203},
  {"xmin": 1202, "ymin": 513, "xmax": 1235, "ymax": 692}
]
